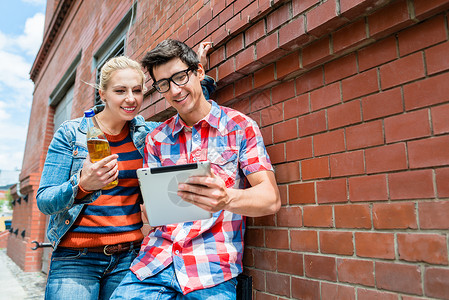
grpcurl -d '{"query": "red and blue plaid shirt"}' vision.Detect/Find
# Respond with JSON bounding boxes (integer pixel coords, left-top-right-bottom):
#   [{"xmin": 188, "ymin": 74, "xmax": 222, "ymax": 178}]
[{"xmin": 130, "ymin": 100, "xmax": 273, "ymax": 294}]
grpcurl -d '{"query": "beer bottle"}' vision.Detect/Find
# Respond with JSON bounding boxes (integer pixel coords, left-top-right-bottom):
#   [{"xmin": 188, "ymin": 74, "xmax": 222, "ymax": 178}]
[{"xmin": 84, "ymin": 109, "xmax": 118, "ymax": 190}]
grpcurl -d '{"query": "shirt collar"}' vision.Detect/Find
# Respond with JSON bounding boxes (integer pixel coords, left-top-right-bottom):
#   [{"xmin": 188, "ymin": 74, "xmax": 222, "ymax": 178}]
[{"xmin": 171, "ymin": 100, "xmax": 223, "ymax": 135}]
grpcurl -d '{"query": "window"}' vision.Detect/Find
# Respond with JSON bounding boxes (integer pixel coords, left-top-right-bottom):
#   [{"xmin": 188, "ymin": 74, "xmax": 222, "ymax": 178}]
[{"xmin": 92, "ymin": 2, "xmax": 136, "ymax": 104}]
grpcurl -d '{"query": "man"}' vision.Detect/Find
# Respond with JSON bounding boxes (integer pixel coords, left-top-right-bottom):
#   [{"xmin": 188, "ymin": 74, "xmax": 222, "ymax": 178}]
[{"xmin": 111, "ymin": 39, "xmax": 280, "ymax": 299}]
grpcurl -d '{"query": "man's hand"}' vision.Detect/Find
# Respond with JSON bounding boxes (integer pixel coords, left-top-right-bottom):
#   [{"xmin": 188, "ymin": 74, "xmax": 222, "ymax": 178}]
[
  {"xmin": 177, "ymin": 172, "xmax": 235, "ymax": 213},
  {"xmin": 79, "ymin": 154, "xmax": 119, "ymax": 191}
]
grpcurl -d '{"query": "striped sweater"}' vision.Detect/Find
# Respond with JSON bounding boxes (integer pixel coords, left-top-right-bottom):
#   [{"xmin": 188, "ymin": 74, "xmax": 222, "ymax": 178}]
[{"xmin": 59, "ymin": 123, "xmax": 144, "ymax": 248}]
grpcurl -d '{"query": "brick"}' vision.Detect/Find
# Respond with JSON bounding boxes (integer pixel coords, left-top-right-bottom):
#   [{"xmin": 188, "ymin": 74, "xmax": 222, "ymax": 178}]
[
  {"xmin": 404, "ymin": 72, "xmax": 449, "ymax": 110},
  {"xmin": 398, "ymin": 15, "xmax": 446, "ymax": 56},
  {"xmin": 272, "ymin": 80, "xmax": 295, "ymax": 104},
  {"xmin": 299, "ymin": 110, "xmax": 327, "ymax": 137},
  {"xmin": 358, "ymin": 36, "xmax": 398, "ymax": 71},
  {"xmin": 365, "ymin": 143, "xmax": 407, "ymax": 174},
  {"xmin": 267, "ymin": 3, "xmax": 290, "ymax": 33},
  {"xmin": 328, "ymin": 100, "xmax": 362, "ymax": 130},
  {"xmin": 306, "ymin": 0, "xmax": 345, "ymax": 37},
  {"xmin": 286, "ymin": 136, "xmax": 313, "ymax": 162},
  {"xmin": 260, "ymin": 125, "xmax": 273, "ymax": 144},
  {"xmin": 348, "ymin": 174, "xmax": 388, "ymax": 202},
  {"xmin": 235, "ymin": 75, "xmax": 253, "ymax": 98},
  {"xmin": 373, "ymin": 203, "xmax": 417, "ymax": 229},
  {"xmin": 424, "ymin": 267, "xmax": 449, "ymax": 299},
  {"xmin": 426, "ymin": 41, "xmax": 449, "ymax": 75},
  {"xmin": 340, "ymin": 0, "xmax": 381, "ymax": 18},
  {"xmin": 324, "ymin": 53, "xmax": 357, "ymax": 84},
  {"xmin": 254, "ymin": 64, "xmax": 277, "ymax": 89},
  {"xmin": 284, "ymin": 94, "xmax": 310, "ymax": 120},
  {"xmin": 380, "ymin": 52, "xmax": 425, "ymax": 89},
  {"xmin": 435, "ymin": 167, "xmax": 449, "ymax": 197},
  {"xmin": 276, "ymin": 51, "xmax": 302, "ymax": 80},
  {"xmin": 266, "ymin": 143, "xmax": 285, "ymax": 165},
  {"xmin": 291, "ymin": 277, "xmax": 320, "ymax": 300},
  {"xmin": 346, "ymin": 121, "xmax": 384, "ymax": 150},
  {"xmin": 388, "ymin": 169, "xmax": 435, "ymax": 200},
  {"xmin": 320, "ymin": 231, "xmax": 354, "ymax": 255},
  {"xmin": 266, "ymin": 272, "xmax": 290, "ymax": 297},
  {"xmin": 321, "ymin": 282, "xmax": 356, "ymax": 300},
  {"xmin": 301, "ymin": 156, "xmax": 330, "ymax": 180},
  {"xmin": 375, "ymin": 262, "xmax": 422, "ymax": 295},
  {"xmin": 245, "ymin": 19, "xmax": 265, "ymax": 45},
  {"xmin": 275, "ymin": 162, "xmax": 300, "ymax": 184},
  {"xmin": 414, "ymin": 0, "xmax": 449, "ymax": 19},
  {"xmin": 251, "ymin": 89, "xmax": 271, "ymax": 112},
  {"xmin": 305, "ymin": 254, "xmax": 337, "ymax": 281},
  {"xmin": 296, "ymin": 67, "xmax": 324, "ymax": 94},
  {"xmin": 316, "ymin": 178, "xmax": 347, "ymax": 204},
  {"xmin": 419, "ymin": 201, "xmax": 449, "ymax": 230},
  {"xmin": 398, "ymin": 233, "xmax": 448, "ymax": 265},
  {"xmin": 218, "ymin": 57, "xmax": 236, "ymax": 81},
  {"xmin": 256, "ymin": 33, "xmax": 287, "ymax": 64},
  {"xmin": 235, "ymin": 45, "xmax": 262, "ymax": 74},
  {"xmin": 265, "ymin": 229, "xmax": 289, "ymax": 249},
  {"xmin": 368, "ymin": 0, "xmax": 413, "ymax": 38},
  {"xmin": 277, "ymin": 251, "xmax": 304, "ymax": 276},
  {"xmin": 278, "ymin": 184, "xmax": 288, "ymax": 206},
  {"xmin": 408, "ymin": 136, "xmax": 449, "ymax": 168},
  {"xmin": 211, "ymin": 0, "xmax": 226, "ymax": 17},
  {"xmin": 209, "ymin": 47, "xmax": 225, "ymax": 68},
  {"xmin": 357, "ymin": 289, "xmax": 399, "ymax": 300},
  {"xmin": 289, "ymin": 181, "xmax": 315, "ymax": 204},
  {"xmin": 261, "ymin": 104, "xmax": 282, "ymax": 126},
  {"xmin": 384, "ymin": 109, "xmax": 431, "ymax": 143},
  {"xmin": 342, "ymin": 69, "xmax": 379, "ymax": 101},
  {"xmin": 337, "ymin": 258, "xmax": 374, "ymax": 287},
  {"xmin": 279, "ymin": 16, "xmax": 310, "ymax": 51},
  {"xmin": 355, "ymin": 232, "xmax": 395, "ymax": 259},
  {"xmin": 330, "ymin": 150, "xmax": 364, "ymax": 177},
  {"xmin": 303, "ymin": 205, "xmax": 333, "ymax": 227},
  {"xmin": 233, "ymin": 0, "xmax": 253, "ymax": 13},
  {"xmin": 362, "ymin": 87, "xmax": 403, "ymax": 121},
  {"xmin": 215, "ymin": 83, "xmax": 234, "ymax": 105},
  {"xmin": 291, "ymin": 230, "xmax": 319, "ymax": 252},
  {"xmin": 276, "ymin": 206, "xmax": 302, "ymax": 227},
  {"xmin": 246, "ymin": 228, "xmax": 265, "ymax": 247},
  {"xmin": 333, "ymin": 19, "xmax": 368, "ymax": 54},
  {"xmin": 273, "ymin": 118, "xmax": 298, "ymax": 143},
  {"xmin": 253, "ymin": 248, "xmax": 277, "ymax": 271},
  {"xmin": 302, "ymin": 37, "xmax": 332, "ymax": 69},
  {"xmin": 314, "ymin": 129, "xmax": 345, "ymax": 156},
  {"xmin": 335, "ymin": 204, "xmax": 371, "ymax": 229},
  {"xmin": 292, "ymin": 0, "xmax": 318, "ymax": 17},
  {"xmin": 310, "ymin": 82, "xmax": 341, "ymax": 111}
]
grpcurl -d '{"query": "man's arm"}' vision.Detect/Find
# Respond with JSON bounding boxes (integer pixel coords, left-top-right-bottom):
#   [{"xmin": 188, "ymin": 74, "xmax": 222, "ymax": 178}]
[{"xmin": 177, "ymin": 169, "xmax": 281, "ymax": 217}]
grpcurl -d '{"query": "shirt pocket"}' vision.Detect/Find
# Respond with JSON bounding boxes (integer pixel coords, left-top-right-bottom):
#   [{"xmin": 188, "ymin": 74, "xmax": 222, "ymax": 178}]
[{"xmin": 207, "ymin": 147, "xmax": 239, "ymax": 188}]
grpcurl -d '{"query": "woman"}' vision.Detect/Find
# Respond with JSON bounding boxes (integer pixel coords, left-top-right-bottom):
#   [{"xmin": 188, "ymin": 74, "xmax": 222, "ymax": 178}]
[{"xmin": 37, "ymin": 43, "xmax": 213, "ymax": 300}]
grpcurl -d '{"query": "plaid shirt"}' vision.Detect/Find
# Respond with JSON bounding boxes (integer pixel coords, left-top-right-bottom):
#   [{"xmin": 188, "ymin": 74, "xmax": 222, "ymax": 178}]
[{"xmin": 130, "ymin": 100, "xmax": 273, "ymax": 294}]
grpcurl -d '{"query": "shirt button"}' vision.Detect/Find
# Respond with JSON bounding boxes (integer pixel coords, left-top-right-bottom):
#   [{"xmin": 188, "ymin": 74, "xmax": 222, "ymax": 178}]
[
  {"xmin": 65, "ymin": 220, "xmax": 70, "ymax": 225},
  {"xmin": 175, "ymin": 250, "xmax": 180, "ymax": 255}
]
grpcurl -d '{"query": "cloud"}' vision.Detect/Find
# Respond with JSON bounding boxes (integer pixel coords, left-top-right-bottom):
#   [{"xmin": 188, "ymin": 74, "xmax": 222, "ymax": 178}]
[
  {"xmin": 22, "ymin": 0, "xmax": 47, "ymax": 6},
  {"xmin": 0, "ymin": 12, "xmax": 44, "ymax": 171}
]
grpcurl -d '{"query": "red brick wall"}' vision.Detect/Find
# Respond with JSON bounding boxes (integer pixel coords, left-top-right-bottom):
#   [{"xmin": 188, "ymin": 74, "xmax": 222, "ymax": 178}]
[{"xmin": 14, "ymin": 0, "xmax": 449, "ymax": 298}]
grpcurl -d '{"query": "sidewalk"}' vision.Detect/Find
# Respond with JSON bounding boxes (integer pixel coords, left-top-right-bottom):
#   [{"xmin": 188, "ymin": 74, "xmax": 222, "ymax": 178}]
[{"xmin": 0, "ymin": 249, "xmax": 46, "ymax": 299}]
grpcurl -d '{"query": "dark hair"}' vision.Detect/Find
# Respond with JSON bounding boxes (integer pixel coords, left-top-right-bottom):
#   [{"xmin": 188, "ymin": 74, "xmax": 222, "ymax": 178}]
[{"xmin": 141, "ymin": 39, "xmax": 199, "ymax": 81}]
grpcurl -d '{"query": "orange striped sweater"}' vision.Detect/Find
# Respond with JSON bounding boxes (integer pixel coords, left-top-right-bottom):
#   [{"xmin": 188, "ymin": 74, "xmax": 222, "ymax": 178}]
[{"xmin": 59, "ymin": 123, "xmax": 144, "ymax": 248}]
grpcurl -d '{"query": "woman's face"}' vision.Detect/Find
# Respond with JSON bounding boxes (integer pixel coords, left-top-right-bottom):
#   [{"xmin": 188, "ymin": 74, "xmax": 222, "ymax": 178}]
[{"xmin": 99, "ymin": 68, "xmax": 144, "ymax": 122}]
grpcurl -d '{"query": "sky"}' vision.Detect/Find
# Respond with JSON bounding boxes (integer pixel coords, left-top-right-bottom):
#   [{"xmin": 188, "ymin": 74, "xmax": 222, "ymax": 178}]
[{"xmin": 0, "ymin": 0, "xmax": 46, "ymax": 174}]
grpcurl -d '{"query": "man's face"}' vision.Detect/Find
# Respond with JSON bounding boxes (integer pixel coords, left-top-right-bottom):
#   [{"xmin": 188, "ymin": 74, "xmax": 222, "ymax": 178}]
[{"xmin": 153, "ymin": 58, "xmax": 209, "ymax": 126}]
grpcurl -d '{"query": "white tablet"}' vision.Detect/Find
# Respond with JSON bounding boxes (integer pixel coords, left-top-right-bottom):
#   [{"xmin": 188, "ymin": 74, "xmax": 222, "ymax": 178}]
[{"xmin": 136, "ymin": 161, "xmax": 213, "ymax": 226}]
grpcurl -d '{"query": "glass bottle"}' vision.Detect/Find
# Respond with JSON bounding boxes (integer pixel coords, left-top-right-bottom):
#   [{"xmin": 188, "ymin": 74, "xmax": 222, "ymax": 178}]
[{"xmin": 84, "ymin": 109, "xmax": 118, "ymax": 190}]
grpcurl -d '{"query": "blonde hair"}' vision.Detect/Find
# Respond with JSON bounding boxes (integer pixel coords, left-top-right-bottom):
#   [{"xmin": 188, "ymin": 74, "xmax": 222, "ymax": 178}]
[{"xmin": 98, "ymin": 56, "xmax": 146, "ymax": 92}]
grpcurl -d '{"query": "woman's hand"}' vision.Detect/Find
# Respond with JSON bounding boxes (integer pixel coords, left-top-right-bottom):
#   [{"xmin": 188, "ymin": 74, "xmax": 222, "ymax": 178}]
[{"xmin": 79, "ymin": 154, "xmax": 119, "ymax": 191}]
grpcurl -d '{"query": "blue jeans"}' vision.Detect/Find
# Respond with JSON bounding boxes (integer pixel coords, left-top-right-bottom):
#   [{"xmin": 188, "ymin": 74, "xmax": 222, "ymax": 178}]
[
  {"xmin": 45, "ymin": 247, "xmax": 139, "ymax": 300},
  {"xmin": 110, "ymin": 263, "xmax": 237, "ymax": 299}
]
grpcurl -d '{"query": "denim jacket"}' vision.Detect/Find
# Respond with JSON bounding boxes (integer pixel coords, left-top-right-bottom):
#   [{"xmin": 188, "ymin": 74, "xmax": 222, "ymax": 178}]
[{"xmin": 36, "ymin": 115, "xmax": 159, "ymax": 249}]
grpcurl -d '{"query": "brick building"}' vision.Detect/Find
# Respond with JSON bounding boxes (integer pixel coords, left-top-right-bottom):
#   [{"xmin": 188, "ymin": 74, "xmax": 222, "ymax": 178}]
[{"xmin": 8, "ymin": 0, "xmax": 449, "ymax": 298}]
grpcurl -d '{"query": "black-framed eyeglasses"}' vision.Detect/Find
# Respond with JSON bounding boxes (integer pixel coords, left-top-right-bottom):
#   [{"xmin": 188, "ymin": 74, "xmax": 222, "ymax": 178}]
[{"xmin": 152, "ymin": 68, "xmax": 195, "ymax": 93}]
